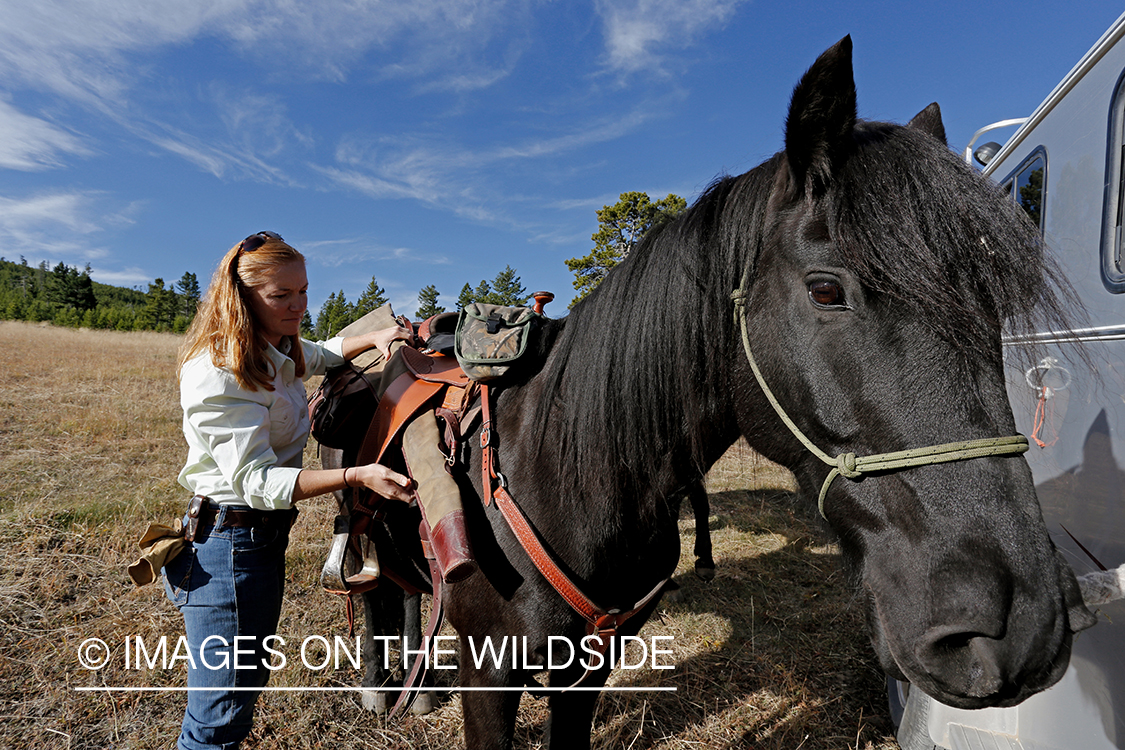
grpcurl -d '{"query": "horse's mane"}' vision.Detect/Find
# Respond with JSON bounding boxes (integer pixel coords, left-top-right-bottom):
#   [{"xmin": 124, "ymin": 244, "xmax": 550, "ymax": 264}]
[
  {"xmin": 536, "ymin": 121, "xmax": 1076, "ymax": 505},
  {"xmin": 535, "ymin": 162, "xmax": 778, "ymax": 503}
]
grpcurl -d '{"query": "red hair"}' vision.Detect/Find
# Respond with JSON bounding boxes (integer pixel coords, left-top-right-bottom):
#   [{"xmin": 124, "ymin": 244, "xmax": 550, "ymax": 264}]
[{"xmin": 179, "ymin": 235, "xmax": 306, "ymax": 391}]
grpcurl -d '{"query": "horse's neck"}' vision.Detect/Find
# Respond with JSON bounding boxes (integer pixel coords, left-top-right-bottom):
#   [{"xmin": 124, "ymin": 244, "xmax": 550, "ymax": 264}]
[{"xmin": 515, "ymin": 283, "xmax": 739, "ymax": 514}]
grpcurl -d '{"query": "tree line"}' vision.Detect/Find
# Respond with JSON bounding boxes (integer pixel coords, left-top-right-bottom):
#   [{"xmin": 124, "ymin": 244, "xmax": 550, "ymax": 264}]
[
  {"xmin": 0, "ymin": 257, "xmax": 201, "ymax": 333},
  {"xmin": 0, "ymin": 255, "xmax": 536, "ymax": 339},
  {"xmin": 308, "ymin": 264, "xmax": 531, "ymax": 338},
  {"xmin": 0, "ymin": 191, "xmax": 683, "ymax": 335}
]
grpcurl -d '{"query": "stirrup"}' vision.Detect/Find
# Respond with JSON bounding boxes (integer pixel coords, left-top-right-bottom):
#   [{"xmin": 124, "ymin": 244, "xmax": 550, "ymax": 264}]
[
  {"xmin": 346, "ymin": 536, "xmax": 381, "ymax": 591},
  {"xmin": 321, "ymin": 515, "xmax": 381, "ymax": 595},
  {"xmin": 320, "ymin": 515, "xmax": 351, "ymax": 592}
]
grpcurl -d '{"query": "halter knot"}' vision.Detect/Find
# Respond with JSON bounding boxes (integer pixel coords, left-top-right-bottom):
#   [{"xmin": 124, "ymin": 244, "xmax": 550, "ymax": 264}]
[{"xmin": 836, "ymin": 453, "xmax": 862, "ymax": 479}]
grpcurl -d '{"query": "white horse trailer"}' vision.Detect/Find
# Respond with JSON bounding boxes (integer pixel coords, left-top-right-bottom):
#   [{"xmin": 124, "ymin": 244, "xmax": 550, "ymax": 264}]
[{"xmin": 894, "ymin": 12, "xmax": 1125, "ymax": 750}]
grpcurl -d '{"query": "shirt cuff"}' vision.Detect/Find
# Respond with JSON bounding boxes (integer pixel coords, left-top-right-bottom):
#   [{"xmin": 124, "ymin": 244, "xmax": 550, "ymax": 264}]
[{"xmin": 260, "ymin": 466, "xmax": 303, "ymax": 510}]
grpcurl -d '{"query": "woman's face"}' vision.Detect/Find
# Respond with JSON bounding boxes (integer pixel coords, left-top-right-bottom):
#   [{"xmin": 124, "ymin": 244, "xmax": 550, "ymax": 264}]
[{"xmin": 246, "ymin": 260, "xmax": 308, "ymax": 347}]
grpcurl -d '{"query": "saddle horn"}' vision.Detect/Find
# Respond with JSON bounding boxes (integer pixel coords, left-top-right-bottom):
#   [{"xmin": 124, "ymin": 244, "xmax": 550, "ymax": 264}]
[{"xmin": 531, "ymin": 290, "xmax": 554, "ymax": 315}]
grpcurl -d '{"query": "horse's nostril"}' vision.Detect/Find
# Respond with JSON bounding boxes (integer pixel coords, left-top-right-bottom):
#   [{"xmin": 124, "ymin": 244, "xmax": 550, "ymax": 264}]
[
  {"xmin": 916, "ymin": 624, "xmax": 1008, "ymax": 699},
  {"xmin": 931, "ymin": 630, "xmax": 979, "ymax": 653}
]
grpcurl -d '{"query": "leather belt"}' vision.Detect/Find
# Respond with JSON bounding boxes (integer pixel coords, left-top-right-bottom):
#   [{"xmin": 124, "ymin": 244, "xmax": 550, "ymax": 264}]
[{"xmin": 188, "ymin": 495, "xmax": 298, "ymax": 538}]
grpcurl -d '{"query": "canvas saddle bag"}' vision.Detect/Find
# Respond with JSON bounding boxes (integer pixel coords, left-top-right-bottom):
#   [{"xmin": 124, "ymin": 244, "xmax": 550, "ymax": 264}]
[{"xmin": 454, "ymin": 302, "xmax": 542, "ymax": 381}]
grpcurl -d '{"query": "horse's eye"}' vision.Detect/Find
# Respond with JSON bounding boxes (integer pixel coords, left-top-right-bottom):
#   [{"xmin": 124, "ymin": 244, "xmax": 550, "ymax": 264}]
[{"xmin": 808, "ymin": 280, "xmax": 845, "ymax": 307}]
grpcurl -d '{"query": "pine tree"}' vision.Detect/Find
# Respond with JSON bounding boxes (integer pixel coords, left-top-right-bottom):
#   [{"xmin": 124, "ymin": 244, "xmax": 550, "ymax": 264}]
[
  {"xmin": 315, "ymin": 291, "xmax": 337, "ymax": 338},
  {"xmin": 48, "ymin": 263, "xmax": 95, "ymax": 311},
  {"xmin": 71, "ymin": 271, "xmax": 96, "ymax": 311},
  {"xmin": 566, "ymin": 191, "xmax": 686, "ymax": 306},
  {"xmin": 415, "ymin": 285, "xmax": 445, "ymax": 319},
  {"xmin": 139, "ymin": 278, "xmax": 177, "ymax": 331},
  {"xmin": 471, "ymin": 279, "xmax": 492, "ymax": 304},
  {"xmin": 355, "ymin": 277, "xmax": 389, "ymax": 317},
  {"xmin": 176, "ymin": 272, "xmax": 201, "ymax": 318},
  {"xmin": 489, "ymin": 266, "xmax": 528, "ymax": 306},
  {"xmin": 315, "ymin": 290, "xmax": 352, "ymax": 338},
  {"xmin": 456, "ymin": 282, "xmax": 476, "ymax": 310}
]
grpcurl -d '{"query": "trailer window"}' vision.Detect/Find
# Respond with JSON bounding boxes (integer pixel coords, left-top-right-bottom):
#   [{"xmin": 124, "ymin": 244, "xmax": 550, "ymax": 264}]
[
  {"xmin": 1014, "ymin": 156, "xmax": 1045, "ymax": 229},
  {"xmin": 1102, "ymin": 69, "xmax": 1125, "ymax": 292},
  {"xmin": 999, "ymin": 150, "xmax": 1046, "ymax": 232}
]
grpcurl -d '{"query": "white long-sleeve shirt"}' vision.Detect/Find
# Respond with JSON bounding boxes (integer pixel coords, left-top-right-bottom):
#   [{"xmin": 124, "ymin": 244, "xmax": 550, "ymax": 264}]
[{"xmin": 177, "ymin": 338, "xmax": 345, "ymax": 510}]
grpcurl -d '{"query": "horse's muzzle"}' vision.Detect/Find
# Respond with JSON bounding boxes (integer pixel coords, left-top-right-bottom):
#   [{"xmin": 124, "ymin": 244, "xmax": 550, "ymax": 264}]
[{"xmin": 867, "ymin": 547, "xmax": 1096, "ymax": 710}]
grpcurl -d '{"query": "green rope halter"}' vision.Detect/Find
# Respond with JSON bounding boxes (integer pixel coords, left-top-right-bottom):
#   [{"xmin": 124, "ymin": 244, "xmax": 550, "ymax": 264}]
[{"xmin": 730, "ymin": 285, "xmax": 1029, "ymax": 519}]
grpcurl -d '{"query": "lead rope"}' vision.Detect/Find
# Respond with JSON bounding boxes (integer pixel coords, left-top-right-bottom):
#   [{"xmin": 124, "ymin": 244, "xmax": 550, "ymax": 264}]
[{"xmin": 730, "ymin": 285, "xmax": 1029, "ymax": 519}]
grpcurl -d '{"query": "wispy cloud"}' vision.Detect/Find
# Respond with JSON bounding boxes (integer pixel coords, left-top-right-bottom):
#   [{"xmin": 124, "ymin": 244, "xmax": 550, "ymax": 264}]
[
  {"xmin": 0, "ymin": 98, "xmax": 91, "ymax": 170},
  {"xmin": 0, "ymin": 191, "xmax": 101, "ymax": 235},
  {"xmin": 89, "ymin": 267, "xmax": 157, "ymax": 287},
  {"xmin": 0, "ymin": 0, "xmax": 532, "ymax": 179},
  {"xmin": 594, "ymin": 0, "xmax": 746, "ymax": 74},
  {"xmin": 301, "ymin": 236, "xmax": 453, "ymax": 268},
  {"xmin": 318, "ymin": 104, "xmax": 663, "ymax": 228},
  {"xmin": 137, "ymin": 118, "xmax": 297, "ymax": 184},
  {"xmin": 0, "ymin": 190, "xmax": 139, "ymax": 278},
  {"xmin": 0, "ymin": 0, "xmax": 528, "ymax": 101}
]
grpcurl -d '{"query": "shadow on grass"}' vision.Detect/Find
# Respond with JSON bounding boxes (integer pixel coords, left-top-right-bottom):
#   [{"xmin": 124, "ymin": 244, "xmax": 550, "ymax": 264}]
[{"xmin": 583, "ymin": 488, "xmax": 896, "ymax": 750}]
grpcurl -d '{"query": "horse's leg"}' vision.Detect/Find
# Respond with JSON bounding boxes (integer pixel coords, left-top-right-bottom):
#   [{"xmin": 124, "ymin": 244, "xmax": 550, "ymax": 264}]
[
  {"xmin": 688, "ymin": 483, "xmax": 715, "ymax": 581},
  {"xmin": 541, "ymin": 643, "xmax": 614, "ymax": 750},
  {"xmin": 542, "ymin": 688, "xmax": 601, "ymax": 750},
  {"xmin": 360, "ymin": 583, "xmax": 404, "ymax": 713},
  {"xmin": 459, "ymin": 634, "xmax": 520, "ymax": 750}
]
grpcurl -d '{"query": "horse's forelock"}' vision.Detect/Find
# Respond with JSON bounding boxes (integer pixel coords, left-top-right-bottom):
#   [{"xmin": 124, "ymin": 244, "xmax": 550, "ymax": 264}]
[{"xmin": 826, "ymin": 122, "xmax": 1074, "ymax": 362}]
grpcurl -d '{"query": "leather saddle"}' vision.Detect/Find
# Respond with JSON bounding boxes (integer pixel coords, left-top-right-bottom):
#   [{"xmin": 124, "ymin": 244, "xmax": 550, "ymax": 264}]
[{"xmin": 320, "ymin": 342, "xmax": 477, "ymax": 595}]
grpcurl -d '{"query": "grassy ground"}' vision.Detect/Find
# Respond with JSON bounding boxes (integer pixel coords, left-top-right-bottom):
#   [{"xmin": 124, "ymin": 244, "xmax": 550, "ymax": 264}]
[{"xmin": 0, "ymin": 321, "xmax": 898, "ymax": 749}]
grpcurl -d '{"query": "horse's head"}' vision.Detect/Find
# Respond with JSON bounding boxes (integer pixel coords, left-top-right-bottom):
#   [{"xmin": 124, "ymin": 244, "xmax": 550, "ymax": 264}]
[{"xmin": 736, "ymin": 37, "xmax": 1096, "ymax": 710}]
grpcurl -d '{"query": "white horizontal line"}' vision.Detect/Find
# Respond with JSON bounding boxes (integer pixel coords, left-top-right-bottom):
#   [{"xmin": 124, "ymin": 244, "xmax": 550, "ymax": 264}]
[{"xmin": 73, "ymin": 686, "xmax": 676, "ymax": 693}]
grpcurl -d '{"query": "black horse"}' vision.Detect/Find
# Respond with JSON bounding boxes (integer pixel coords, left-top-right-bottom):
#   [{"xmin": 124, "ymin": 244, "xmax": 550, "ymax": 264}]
[{"xmin": 358, "ymin": 37, "xmax": 1097, "ymax": 748}]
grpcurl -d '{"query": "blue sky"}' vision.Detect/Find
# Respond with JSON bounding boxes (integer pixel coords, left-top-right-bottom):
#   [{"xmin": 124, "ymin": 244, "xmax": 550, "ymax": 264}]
[{"xmin": 1, "ymin": 1, "xmax": 1121, "ymax": 316}]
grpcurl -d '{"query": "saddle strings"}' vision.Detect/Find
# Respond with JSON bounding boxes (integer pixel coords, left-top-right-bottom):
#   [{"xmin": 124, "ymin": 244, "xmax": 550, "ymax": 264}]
[{"xmin": 730, "ymin": 280, "xmax": 1029, "ymax": 519}]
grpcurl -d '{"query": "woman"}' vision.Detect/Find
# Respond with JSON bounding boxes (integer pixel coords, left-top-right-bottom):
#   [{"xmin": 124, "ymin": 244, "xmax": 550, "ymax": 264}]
[{"xmin": 164, "ymin": 231, "xmax": 413, "ymax": 749}]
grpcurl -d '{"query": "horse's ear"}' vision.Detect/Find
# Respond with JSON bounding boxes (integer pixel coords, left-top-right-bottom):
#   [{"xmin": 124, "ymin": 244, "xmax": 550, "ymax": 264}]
[
  {"xmin": 908, "ymin": 102, "xmax": 947, "ymax": 145},
  {"xmin": 784, "ymin": 35, "xmax": 857, "ymax": 197}
]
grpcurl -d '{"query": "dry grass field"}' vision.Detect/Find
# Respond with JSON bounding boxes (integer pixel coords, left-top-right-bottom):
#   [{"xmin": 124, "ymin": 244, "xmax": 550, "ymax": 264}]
[{"xmin": 0, "ymin": 321, "xmax": 899, "ymax": 749}]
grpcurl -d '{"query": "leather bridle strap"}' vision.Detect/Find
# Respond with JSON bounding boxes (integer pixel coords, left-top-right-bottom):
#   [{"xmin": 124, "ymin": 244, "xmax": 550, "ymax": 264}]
[
  {"xmin": 479, "ymin": 384, "xmax": 669, "ymax": 687},
  {"xmin": 730, "ymin": 283, "xmax": 1030, "ymax": 519}
]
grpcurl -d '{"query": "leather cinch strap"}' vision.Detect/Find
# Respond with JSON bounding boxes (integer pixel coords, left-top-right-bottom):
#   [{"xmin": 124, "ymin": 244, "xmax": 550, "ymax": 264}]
[{"xmin": 479, "ymin": 384, "xmax": 669, "ymax": 687}]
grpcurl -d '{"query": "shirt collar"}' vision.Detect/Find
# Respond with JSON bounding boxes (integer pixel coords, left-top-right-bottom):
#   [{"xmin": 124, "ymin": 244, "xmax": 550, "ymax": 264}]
[{"xmin": 264, "ymin": 339, "xmax": 296, "ymax": 382}]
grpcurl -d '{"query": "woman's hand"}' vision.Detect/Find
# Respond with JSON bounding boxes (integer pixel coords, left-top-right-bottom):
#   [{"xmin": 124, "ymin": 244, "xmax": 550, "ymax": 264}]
[
  {"xmin": 372, "ymin": 320, "xmax": 414, "ymax": 358},
  {"xmin": 352, "ymin": 463, "xmax": 413, "ymax": 503},
  {"xmin": 339, "ymin": 320, "xmax": 414, "ymax": 361}
]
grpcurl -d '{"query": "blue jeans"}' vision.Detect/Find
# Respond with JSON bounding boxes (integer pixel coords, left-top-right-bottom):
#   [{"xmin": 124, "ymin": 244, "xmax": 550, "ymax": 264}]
[{"xmin": 163, "ymin": 507, "xmax": 291, "ymax": 750}]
